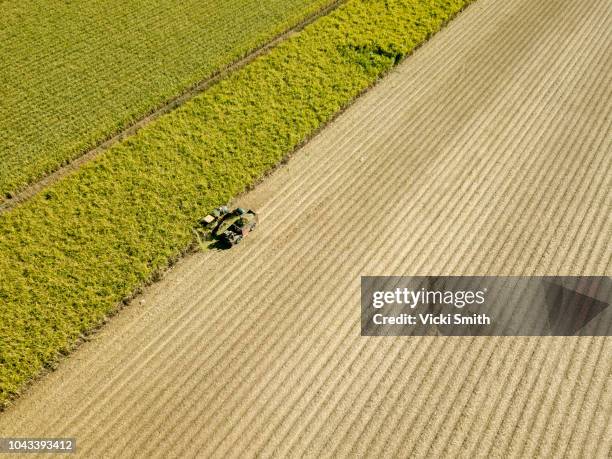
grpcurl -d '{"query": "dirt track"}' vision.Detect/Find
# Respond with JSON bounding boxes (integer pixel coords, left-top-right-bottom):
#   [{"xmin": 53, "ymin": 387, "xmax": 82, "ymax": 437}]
[{"xmin": 1, "ymin": 0, "xmax": 610, "ymax": 456}]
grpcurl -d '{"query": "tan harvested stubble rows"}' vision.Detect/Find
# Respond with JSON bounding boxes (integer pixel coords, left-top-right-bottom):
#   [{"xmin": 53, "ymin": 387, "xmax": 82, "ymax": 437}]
[{"xmin": 1, "ymin": 0, "xmax": 611, "ymax": 456}]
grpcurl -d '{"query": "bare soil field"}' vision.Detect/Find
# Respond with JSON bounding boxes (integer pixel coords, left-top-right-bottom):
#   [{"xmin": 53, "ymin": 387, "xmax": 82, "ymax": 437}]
[{"xmin": 1, "ymin": 0, "xmax": 610, "ymax": 456}]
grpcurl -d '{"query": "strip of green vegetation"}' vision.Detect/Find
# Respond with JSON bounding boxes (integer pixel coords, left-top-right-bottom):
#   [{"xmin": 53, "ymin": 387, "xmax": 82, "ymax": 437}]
[
  {"xmin": 0, "ymin": 0, "xmax": 333, "ymax": 199},
  {"xmin": 0, "ymin": 0, "xmax": 471, "ymax": 406}
]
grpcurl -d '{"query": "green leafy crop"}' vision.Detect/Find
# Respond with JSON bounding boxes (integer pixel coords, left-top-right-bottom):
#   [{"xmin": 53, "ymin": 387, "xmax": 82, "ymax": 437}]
[{"xmin": 0, "ymin": 0, "xmax": 332, "ymax": 199}]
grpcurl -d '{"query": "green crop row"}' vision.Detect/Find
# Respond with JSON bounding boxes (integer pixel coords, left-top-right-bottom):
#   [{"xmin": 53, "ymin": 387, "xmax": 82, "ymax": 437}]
[
  {"xmin": 0, "ymin": 0, "xmax": 472, "ymax": 406},
  {"xmin": 0, "ymin": 0, "xmax": 332, "ymax": 199}
]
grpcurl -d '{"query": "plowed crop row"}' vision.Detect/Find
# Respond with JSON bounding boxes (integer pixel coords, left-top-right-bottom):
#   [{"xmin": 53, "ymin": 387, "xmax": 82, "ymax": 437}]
[{"xmin": 0, "ymin": 0, "xmax": 333, "ymax": 200}]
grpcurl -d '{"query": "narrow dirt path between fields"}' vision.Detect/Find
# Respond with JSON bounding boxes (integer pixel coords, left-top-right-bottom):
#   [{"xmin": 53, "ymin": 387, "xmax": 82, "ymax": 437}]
[
  {"xmin": 1, "ymin": 0, "xmax": 610, "ymax": 456},
  {"xmin": 0, "ymin": 0, "xmax": 345, "ymax": 214}
]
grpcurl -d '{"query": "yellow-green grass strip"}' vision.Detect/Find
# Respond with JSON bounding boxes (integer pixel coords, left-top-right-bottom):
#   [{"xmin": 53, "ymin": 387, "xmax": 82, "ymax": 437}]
[
  {"xmin": 0, "ymin": 0, "xmax": 472, "ymax": 406},
  {"xmin": 0, "ymin": 0, "xmax": 334, "ymax": 200}
]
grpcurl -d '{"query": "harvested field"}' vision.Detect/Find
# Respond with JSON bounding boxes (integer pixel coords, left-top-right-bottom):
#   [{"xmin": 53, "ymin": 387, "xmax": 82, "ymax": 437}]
[
  {"xmin": 0, "ymin": 0, "xmax": 333, "ymax": 199},
  {"xmin": 1, "ymin": 0, "xmax": 610, "ymax": 456},
  {"xmin": 0, "ymin": 0, "xmax": 470, "ymax": 406}
]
